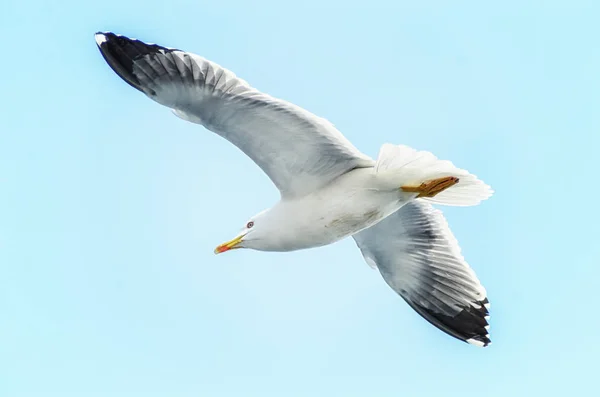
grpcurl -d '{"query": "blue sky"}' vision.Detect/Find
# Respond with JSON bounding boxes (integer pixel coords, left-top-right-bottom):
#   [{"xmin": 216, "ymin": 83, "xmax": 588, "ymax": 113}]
[{"xmin": 1, "ymin": 1, "xmax": 599, "ymax": 396}]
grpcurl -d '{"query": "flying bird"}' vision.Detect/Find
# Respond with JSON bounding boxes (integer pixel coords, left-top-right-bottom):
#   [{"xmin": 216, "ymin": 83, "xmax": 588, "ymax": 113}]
[{"xmin": 95, "ymin": 32, "xmax": 493, "ymax": 347}]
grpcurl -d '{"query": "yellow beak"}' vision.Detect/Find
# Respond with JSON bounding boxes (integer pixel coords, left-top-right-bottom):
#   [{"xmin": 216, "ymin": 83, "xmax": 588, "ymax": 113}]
[{"xmin": 214, "ymin": 234, "xmax": 244, "ymax": 254}]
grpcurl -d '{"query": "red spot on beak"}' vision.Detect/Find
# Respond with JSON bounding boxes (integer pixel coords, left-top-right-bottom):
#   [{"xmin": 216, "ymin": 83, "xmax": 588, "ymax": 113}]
[{"xmin": 215, "ymin": 244, "xmax": 230, "ymax": 254}]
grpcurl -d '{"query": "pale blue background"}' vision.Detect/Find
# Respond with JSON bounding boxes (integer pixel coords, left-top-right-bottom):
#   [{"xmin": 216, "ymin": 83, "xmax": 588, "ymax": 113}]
[{"xmin": 1, "ymin": 1, "xmax": 598, "ymax": 396}]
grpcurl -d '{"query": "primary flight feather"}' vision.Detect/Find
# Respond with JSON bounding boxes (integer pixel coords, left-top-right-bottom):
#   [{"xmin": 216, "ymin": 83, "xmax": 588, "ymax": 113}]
[{"xmin": 95, "ymin": 32, "xmax": 493, "ymax": 347}]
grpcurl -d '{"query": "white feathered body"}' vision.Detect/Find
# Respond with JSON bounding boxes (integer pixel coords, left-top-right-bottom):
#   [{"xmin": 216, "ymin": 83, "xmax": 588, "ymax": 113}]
[{"xmin": 253, "ymin": 167, "xmax": 413, "ymax": 251}]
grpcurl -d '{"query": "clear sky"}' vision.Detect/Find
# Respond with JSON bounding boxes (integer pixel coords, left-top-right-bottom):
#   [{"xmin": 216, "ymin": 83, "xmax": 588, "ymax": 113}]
[{"xmin": 1, "ymin": 1, "xmax": 599, "ymax": 396}]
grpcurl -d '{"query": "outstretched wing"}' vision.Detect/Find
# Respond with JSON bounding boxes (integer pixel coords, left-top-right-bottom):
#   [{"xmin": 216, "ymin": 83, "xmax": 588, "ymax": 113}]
[
  {"xmin": 353, "ymin": 201, "xmax": 491, "ymax": 347},
  {"xmin": 95, "ymin": 32, "xmax": 373, "ymax": 198}
]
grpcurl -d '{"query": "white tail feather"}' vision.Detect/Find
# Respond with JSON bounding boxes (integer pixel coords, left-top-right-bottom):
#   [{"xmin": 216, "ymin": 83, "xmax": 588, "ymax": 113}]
[{"xmin": 375, "ymin": 144, "xmax": 493, "ymax": 206}]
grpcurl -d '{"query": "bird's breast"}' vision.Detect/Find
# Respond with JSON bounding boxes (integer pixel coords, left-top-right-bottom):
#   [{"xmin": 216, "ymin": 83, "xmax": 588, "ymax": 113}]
[
  {"xmin": 325, "ymin": 208, "xmax": 384, "ymax": 236},
  {"xmin": 285, "ymin": 192, "xmax": 399, "ymax": 248},
  {"xmin": 270, "ymin": 170, "xmax": 406, "ymax": 251}
]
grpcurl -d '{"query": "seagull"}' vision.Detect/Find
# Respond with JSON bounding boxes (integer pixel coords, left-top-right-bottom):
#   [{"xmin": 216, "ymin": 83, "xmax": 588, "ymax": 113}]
[{"xmin": 95, "ymin": 32, "xmax": 494, "ymax": 347}]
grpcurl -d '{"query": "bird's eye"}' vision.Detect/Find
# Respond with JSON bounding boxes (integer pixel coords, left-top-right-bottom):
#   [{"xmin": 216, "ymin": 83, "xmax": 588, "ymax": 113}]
[{"xmin": 246, "ymin": 221, "xmax": 254, "ymax": 229}]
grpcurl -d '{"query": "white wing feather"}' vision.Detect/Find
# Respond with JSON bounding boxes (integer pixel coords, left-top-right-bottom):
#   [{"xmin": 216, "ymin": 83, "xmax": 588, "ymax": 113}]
[{"xmin": 95, "ymin": 33, "xmax": 373, "ymax": 198}]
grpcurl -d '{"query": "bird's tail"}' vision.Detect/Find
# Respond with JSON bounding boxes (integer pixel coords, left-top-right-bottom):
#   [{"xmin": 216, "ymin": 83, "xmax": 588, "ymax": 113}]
[{"xmin": 374, "ymin": 144, "xmax": 493, "ymax": 206}]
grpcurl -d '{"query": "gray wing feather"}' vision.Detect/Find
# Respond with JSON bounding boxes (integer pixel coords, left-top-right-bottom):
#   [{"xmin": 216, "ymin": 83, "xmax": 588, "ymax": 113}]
[
  {"xmin": 353, "ymin": 201, "xmax": 491, "ymax": 347},
  {"xmin": 95, "ymin": 33, "xmax": 373, "ymax": 198}
]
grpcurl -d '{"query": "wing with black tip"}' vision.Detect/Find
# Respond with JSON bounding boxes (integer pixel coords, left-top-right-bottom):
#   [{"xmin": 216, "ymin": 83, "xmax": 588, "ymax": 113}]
[{"xmin": 353, "ymin": 201, "xmax": 491, "ymax": 347}]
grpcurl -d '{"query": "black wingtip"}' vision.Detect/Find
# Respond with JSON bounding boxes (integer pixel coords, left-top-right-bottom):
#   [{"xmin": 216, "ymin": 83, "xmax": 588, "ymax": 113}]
[
  {"xmin": 94, "ymin": 31, "xmax": 143, "ymax": 92},
  {"xmin": 94, "ymin": 31, "xmax": 184, "ymax": 95},
  {"xmin": 406, "ymin": 296, "xmax": 491, "ymax": 347},
  {"xmin": 463, "ymin": 297, "xmax": 491, "ymax": 347},
  {"xmin": 452, "ymin": 297, "xmax": 491, "ymax": 347},
  {"xmin": 94, "ymin": 32, "xmax": 113, "ymax": 50}
]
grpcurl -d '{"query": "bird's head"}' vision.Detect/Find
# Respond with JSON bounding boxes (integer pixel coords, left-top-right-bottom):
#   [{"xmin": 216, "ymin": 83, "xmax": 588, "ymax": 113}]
[{"xmin": 214, "ymin": 209, "xmax": 270, "ymax": 254}]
